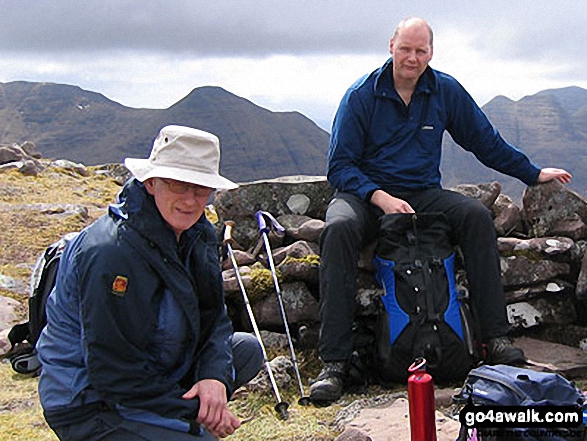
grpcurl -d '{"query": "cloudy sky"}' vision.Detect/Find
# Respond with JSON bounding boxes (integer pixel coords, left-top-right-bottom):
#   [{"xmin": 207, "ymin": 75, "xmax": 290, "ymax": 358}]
[{"xmin": 1, "ymin": 1, "xmax": 586, "ymax": 130}]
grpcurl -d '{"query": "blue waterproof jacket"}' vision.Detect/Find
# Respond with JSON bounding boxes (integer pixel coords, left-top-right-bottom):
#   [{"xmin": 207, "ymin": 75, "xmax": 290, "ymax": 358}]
[
  {"xmin": 327, "ymin": 58, "xmax": 541, "ymax": 200},
  {"xmin": 37, "ymin": 179, "xmax": 233, "ymax": 434}
]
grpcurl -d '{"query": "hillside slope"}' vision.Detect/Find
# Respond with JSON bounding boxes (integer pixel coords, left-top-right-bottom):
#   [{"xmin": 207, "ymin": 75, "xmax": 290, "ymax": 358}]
[
  {"xmin": 0, "ymin": 82, "xmax": 330, "ymax": 183},
  {"xmin": 441, "ymin": 86, "xmax": 587, "ymax": 199}
]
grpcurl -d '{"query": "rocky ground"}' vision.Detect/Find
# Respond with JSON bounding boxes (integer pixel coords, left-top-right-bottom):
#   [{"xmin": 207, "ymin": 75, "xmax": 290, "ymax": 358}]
[{"xmin": 0, "ymin": 144, "xmax": 586, "ymax": 440}]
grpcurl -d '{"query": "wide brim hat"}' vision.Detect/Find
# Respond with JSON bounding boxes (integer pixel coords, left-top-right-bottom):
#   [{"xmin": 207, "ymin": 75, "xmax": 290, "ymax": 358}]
[{"xmin": 124, "ymin": 125, "xmax": 238, "ymax": 190}]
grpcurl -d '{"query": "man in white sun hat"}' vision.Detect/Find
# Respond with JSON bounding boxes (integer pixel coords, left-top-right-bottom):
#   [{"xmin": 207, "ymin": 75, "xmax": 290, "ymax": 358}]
[{"xmin": 37, "ymin": 126, "xmax": 263, "ymax": 440}]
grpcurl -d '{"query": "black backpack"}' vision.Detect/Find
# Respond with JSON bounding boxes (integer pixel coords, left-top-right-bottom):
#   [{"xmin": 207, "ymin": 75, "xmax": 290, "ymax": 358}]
[
  {"xmin": 7, "ymin": 233, "xmax": 78, "ymax": 375},
  {"xmin": 372, "ymin": 212, "xmax": 479, "ymax": 383}
]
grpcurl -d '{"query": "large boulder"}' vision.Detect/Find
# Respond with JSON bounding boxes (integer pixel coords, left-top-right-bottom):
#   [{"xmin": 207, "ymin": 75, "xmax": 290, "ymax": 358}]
[
  {"xmin": 523, "ymin": 180, "xmax": 587, "ymax": 239},
  {"xmin": 213, "ymin": 176, "xmax": 334, "ymax": 249}
]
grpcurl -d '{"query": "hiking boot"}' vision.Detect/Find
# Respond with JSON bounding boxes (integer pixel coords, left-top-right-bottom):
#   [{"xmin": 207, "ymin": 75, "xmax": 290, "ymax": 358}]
[
  {"xmin": 486, "ymin": 336, "xmax": 526, "ymax": 365},
  {"xmin": 309, "ymin": 361, "xmax": 346, "ymax": 403}
]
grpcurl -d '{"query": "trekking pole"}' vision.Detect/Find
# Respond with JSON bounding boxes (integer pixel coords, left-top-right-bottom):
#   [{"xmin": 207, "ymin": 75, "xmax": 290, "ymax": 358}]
[
  {"xmin": 223, "ymin": 221, "xmax": 290, "ymax": 420},
  {"xmin": 255, "ymin": 211, "xmax": 311, "ymax": 406}
]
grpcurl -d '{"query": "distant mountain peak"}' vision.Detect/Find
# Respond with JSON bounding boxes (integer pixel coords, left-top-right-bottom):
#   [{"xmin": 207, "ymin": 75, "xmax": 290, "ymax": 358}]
[
  {"xmin": 0, "ymin": 81, "xmax": 330, "ymax": 183},
  {"xmin": 535, "ymin": 86, "xmax": 587, "ymax": 116},
  {"xmin": 171, "ymin": 85, "xmax": 263, "ymax": 111},
  {"xmin": 183, "ymin": 85, "xmax": 235, "ymax": 99}
]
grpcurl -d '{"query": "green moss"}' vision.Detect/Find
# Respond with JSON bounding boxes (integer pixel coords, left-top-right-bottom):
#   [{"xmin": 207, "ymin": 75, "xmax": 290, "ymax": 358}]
[
  {"xmin": 500, "ymin": 249, "xmax": 543, "ymax": 261},
  {"xmin": 248, "ymin": 267, "xmax": 278, "ymax": 301},
  {"xmin": 281, "ymin": 254, "xmax": 320, "ymax": 266}
]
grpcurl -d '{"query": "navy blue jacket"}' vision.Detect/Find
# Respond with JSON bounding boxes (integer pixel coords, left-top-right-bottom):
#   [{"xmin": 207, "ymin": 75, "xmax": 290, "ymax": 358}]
[
  {"xmin": 37, "ymin": 179, "xmax": 233, "ymax": 433},
  {"xmin": 327, "ymin": 58, "xmax": 541, "ymax": 200}
]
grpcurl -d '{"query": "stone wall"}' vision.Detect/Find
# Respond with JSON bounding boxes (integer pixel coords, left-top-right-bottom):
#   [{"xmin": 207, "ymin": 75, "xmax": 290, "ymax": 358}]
[
  {"xmin": 213, "ymin": 177, "xmax": 587, "ymax": 350},
  {"xmin": 1, "ymin": 145, "xmax": 585, "ymax": 352}
]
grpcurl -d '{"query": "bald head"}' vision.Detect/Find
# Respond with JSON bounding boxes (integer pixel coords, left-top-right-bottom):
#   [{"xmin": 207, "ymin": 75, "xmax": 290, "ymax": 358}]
[
  {"xmin": 389, "ymin": 16, "xmax": 434, "ymax": 95},
  {"xmin": 392, "ymin": 17, "xmax": 434, "ymax": 47}
]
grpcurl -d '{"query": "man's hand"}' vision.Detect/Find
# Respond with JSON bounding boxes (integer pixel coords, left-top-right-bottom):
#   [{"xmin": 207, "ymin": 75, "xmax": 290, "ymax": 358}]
[
  {"xmin": 370, "ymin": 189, "xmax": 415, "ymax": 214},
  {"xmin": 183, "ymin": 379, "xmax": 240, "ymax": 438},
  {"xmin": 537, "ymin": 168, "xmax": 572, "ymax": 184}
]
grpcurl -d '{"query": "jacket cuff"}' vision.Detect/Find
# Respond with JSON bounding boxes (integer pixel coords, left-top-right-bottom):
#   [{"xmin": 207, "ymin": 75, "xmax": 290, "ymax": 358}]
[
  {"xmin": 196, "ymin": 372, "xmax": 233, "ymax": 399},
  {"xmin": 364, "ymin": 187, "xmax": 382, "ymax": 202},
  {"xmin": 528, "ymin": 167, "xmax": 542, "ymax": 186},
  {"xmin": 188, "ymin": 421, "xmax": 202, "ymax": 436}
]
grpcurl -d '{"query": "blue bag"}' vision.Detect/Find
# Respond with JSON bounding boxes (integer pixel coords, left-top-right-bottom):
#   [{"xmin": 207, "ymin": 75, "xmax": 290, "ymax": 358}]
[{"xmin": 454, "ymin": 364, "xmax": 586, "ymax": 440}]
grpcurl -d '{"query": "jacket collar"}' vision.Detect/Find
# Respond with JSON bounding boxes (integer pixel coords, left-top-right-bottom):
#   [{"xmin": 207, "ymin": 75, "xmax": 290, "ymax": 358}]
[{"xmin": 373, "ymin": 57, "xmax": 437, "ymax": 99}]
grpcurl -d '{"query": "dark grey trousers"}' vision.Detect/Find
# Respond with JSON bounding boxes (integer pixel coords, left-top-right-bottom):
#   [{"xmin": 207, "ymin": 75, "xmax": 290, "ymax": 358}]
[
  {"xmin": 318, "ymin": 188, "xmax": 510, "ymax": 362},
  {"xmin": 49, "ymin": 332, "xmax": 263, "ymax": 441}
]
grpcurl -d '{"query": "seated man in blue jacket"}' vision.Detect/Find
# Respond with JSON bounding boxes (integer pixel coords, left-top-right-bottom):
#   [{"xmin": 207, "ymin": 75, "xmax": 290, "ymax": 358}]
[
  {"xmin": 310, "ymin": 17, "xmax": 573, "ymax": 403},
  {"xmin": 37, "ymin": 125, "xmax": 263, "ymax": 440}
]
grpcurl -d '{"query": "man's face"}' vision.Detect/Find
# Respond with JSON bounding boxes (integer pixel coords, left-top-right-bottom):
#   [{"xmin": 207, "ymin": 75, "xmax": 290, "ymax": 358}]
[
  {"xmin": 145, "ymin": 178, "xmax": 214, "ymax": 239},
  {"xmin": 389, "ymin": 22, "xmax": 433, "ymax": 85}
]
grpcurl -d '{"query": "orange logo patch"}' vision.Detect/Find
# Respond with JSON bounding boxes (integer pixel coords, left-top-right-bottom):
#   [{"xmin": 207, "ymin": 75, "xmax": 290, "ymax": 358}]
[{"xmin": 111, "ymin": 276, "xmax": 128, "ymax": 297}]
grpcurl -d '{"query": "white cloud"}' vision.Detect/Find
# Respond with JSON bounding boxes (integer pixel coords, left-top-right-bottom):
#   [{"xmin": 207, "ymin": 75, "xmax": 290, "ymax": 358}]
[
  {"xmin": 1, "ymin": 0, "xmax": 586, "ymax": 130},
  {"xmin": 432, "ymin": 30, "xmax": 587, "ymax": 106}
]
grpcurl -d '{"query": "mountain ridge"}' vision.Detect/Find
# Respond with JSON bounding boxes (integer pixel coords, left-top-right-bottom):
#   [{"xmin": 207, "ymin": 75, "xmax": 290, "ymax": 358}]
[
  {"xmin": 1, "ymin": 81, "xmax": 586, "ymax": 198},
  {"xmin": 0, "ymin": 82, "xmax": 329, "ymax": 183}
]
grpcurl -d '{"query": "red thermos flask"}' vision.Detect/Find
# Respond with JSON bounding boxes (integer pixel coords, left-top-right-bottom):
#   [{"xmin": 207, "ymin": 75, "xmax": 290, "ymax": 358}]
[{"xmin": 408, "ymin": 358, "xmax": 437, "ymax": 441}]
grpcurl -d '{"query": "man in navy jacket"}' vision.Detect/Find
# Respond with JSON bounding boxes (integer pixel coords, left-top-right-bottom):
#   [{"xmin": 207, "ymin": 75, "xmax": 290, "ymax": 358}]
[
  {"xmin": 310, "ymin": 17, "xmax": 572, "ymax": 403},
  {"xmin": 37, "ymin": 126, "xmax": 263, "ymax": 440}
]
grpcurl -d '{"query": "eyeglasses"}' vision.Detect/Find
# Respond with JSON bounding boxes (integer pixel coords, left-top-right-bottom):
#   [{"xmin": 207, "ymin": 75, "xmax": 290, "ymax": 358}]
[{"xmin": 158, "ymin": 178, "xmax": 214, "ymax": 197}]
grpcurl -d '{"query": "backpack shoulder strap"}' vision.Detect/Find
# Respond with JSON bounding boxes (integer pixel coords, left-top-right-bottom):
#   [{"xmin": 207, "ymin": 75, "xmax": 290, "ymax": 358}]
[
  {"xmin": 7, "ymin": 322, "xmax": 30, "ymax": 348},
  {"xmin": 28, "ymin": 235, "xmax": 75, "ymax": 346}
]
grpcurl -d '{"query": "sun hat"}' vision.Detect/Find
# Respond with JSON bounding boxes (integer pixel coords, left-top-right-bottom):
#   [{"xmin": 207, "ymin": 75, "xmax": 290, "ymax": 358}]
[{"xmin": 124, "ymin": 125, "xmax": 238, "ymax": 190}]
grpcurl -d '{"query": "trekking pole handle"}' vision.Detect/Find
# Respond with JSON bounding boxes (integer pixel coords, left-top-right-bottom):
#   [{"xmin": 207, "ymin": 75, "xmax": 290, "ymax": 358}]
[
  {"xmin": 223, "ymin": 220, "xmax": 236, "ymax": 246},
  {"xmin": 255, "ymin": 211, "xmax": 285, "ymax": 235}
]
